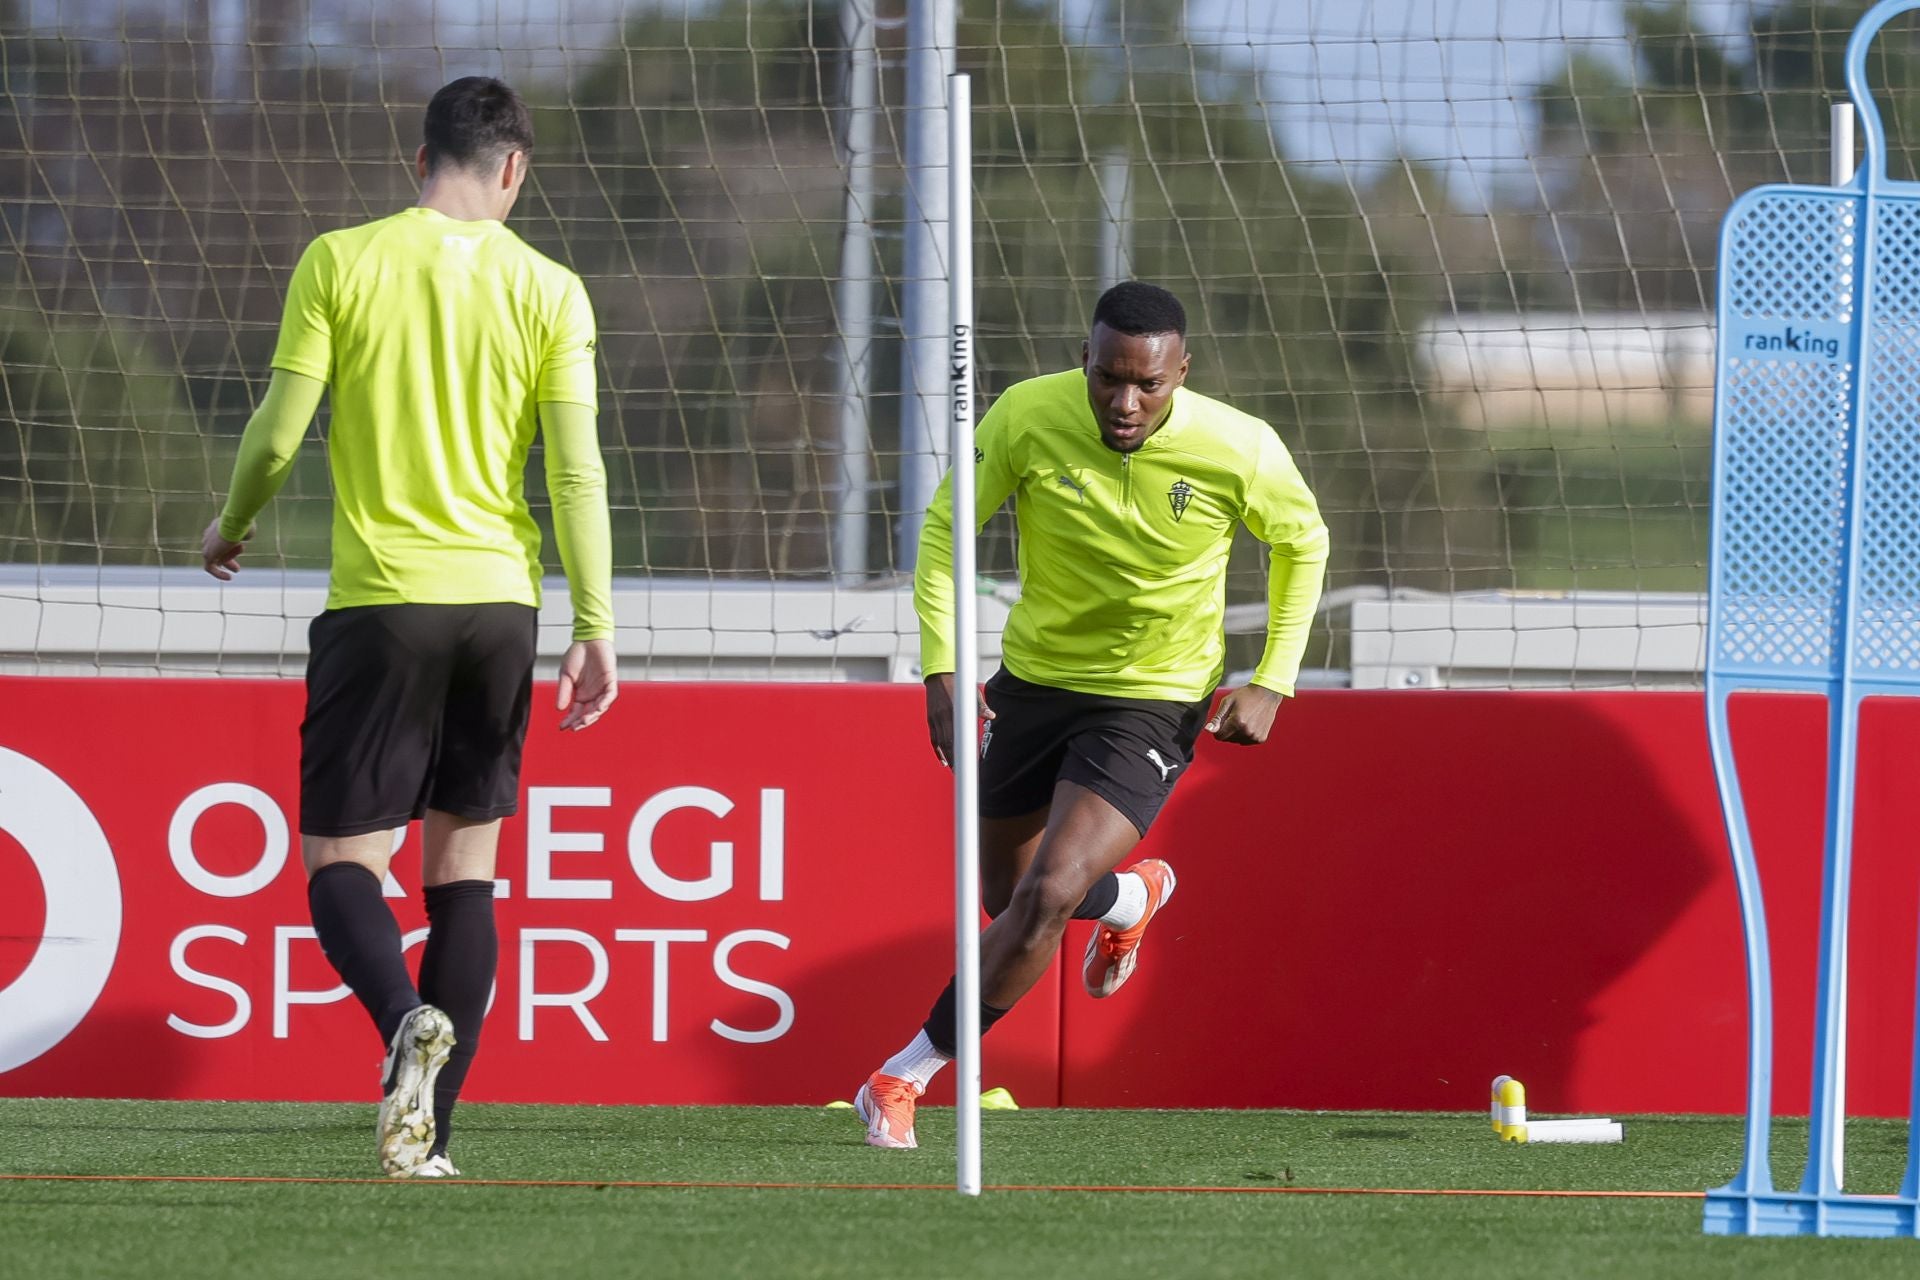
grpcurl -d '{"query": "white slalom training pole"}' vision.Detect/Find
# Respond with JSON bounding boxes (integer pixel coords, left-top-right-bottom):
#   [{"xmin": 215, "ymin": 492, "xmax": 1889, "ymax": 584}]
[
  {"xmin": 1830, "ymin": 96, "xmax": 1855, "ymax": 1197},
  {"xmin": 948, "ymin": 70, "xmax": 981, "ymax": 1199}
]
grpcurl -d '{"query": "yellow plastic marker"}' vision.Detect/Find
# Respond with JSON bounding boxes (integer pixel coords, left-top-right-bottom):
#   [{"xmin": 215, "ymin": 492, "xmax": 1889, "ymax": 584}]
[
  {"xmin": 826, "ymin": 1088, "xmax": 1019, "ymax": 1111},
  {"xmin": 1496, "ymin": 1076, "xmax": 1527, "ymax": 1142},
  {"xmin": 1491, "ymin": 1073, "xmax": 1624, "ymax": 1144}
]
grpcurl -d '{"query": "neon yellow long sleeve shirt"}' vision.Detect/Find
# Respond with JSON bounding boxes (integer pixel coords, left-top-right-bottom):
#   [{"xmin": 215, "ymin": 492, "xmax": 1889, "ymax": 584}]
[
  {"xmin": 916, "ymin": 369, "xmax": 1330, "ymax": 701},
  {"xmin": 218, "ymin": 209, "xmax": 614, "ymax": 641},
  {"xmin": 218, "ymin": 374, "xmax": 614, "ymax": 641}
]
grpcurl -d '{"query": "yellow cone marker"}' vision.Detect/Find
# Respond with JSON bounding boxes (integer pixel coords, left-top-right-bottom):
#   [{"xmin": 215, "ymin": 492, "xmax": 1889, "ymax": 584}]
[
  {"xmin": 829, "ymin": 1088, "xmax": 1019, "ymax": 1111},
  {"xmin": 1489, "ymin": 1074, "xmax": 1623, "ymax": 1144},
  {"xmin": 1496, "ymin": 1076, "xmax": 1527, "ymax": 1142}
]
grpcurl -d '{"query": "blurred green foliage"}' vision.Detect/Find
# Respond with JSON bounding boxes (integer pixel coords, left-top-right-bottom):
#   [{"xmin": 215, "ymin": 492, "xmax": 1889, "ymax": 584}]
[{"xmin": 5, "ymin": 0, "xmax": 1915, "ymax": 607}]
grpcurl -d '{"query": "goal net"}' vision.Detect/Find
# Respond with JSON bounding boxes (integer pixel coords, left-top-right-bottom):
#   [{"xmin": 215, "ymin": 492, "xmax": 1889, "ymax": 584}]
[{"xmin": 1, "ymin": 0, "xmax": 1897, "ymax": 686}]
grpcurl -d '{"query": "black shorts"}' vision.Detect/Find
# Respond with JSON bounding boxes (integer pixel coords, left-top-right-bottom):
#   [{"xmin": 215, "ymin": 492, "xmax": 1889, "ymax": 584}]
[
  {"xmin": 978, "ymin": 667, "xmax": 1212, "ymax": 837},
  {"xmin": 300, "ymin": 602, "xmax": 538, "ymax": 838}
]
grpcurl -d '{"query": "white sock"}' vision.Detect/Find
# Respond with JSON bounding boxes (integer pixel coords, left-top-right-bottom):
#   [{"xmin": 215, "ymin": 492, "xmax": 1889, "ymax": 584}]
[
  {"xmin": 879, "ymin": 1029, "xmax": 951, "ymax": 1089},
  {"xmin": 1100, "ymin": 872, "xmax": 1150, "ymax": 930}
]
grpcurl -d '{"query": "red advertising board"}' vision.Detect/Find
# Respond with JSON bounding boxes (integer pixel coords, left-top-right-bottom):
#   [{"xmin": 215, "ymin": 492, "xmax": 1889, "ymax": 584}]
[
  {"xmin": 3, "ymin": 678, "xmax": 1918, "ymax": 1118},
  {"xmin": 0, "ymin": 677, "xmax": 1061, "ymax": 1108},
  {"xmin": 1064, "ymin": 690, "xmax": 1920, "ymax": 1120}
]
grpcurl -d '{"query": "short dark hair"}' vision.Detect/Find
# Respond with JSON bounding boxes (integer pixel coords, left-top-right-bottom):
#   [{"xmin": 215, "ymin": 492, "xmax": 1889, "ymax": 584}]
[
  {"xmin": 1091, "ymin": 281, "xmax": 1187, "ymax": 339},
  {"xmin": 423, "ymin": 77, "xmax": 534, "ymax": 174}
]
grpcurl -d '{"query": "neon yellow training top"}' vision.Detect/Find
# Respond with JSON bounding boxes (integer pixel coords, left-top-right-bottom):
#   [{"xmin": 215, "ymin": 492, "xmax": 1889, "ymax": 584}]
[
  {"xmin": 916, "ymin": 369, "xmax": 1330, "ymax": 700},
  {"xmin": 217, "ymin": 205, "xmax": 613, "ymax": 640}
]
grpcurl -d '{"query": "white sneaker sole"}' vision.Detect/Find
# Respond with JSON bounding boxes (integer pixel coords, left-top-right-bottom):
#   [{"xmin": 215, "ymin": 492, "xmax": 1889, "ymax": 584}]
[
  {"xmin": 401, "ymin": 1153, "xmax": 462, "ymax": 1179},
  {"xmin": 377, "ymin": 1005, "xmax": 455, "ymax": 1177},
  {"xmin": 1083, "ymin": 863, "xmax": 1178, "ymax": 999},
  {"xmin": 853, "ymin": 1082, "xmax": 917, "ymax": 1149}
]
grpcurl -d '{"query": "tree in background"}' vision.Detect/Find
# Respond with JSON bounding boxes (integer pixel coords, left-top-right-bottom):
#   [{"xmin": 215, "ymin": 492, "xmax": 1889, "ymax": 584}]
[
  {"xmin": 19, "ymin": 0, "xmax": 1802, "ymax": 602},
  {"xmin": 0, "ymin": 0, "xmax": 417, "ymax": 566},
  {"xmin": 0, "ymin": 4, "xmax": 206, "ymax": 563},
  {"xmin": 537, "ymin": 0, "xmax": 1503, "ymax": 603},
  {"xmin": 1528, "ymin": 0, "xmax": 1920, "ymax": 312},
  {"xmin": 1478, "ymin": 0, "xmax": 1920, "ymax": 594}
]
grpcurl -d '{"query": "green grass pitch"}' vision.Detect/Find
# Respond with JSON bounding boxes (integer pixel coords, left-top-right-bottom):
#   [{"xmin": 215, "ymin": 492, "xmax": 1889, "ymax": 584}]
[{"xmin": 3, "ymin": 1100, "xmax": 1918, "ymax": 1277}]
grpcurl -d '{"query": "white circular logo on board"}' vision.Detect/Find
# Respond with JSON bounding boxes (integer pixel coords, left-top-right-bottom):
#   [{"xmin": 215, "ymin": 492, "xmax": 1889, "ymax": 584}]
[{"xmin": 0, "ymin": 747, "xmax": 121, "ymax": 1073}]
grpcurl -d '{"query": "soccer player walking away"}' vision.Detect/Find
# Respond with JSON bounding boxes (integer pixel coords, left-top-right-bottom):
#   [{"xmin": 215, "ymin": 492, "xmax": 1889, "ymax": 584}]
[
  {"xmin": 854, "ymin": 282, "xmax": 1328, "ymax": 1148},
  {"xmin": 200, "ymin": 77, "xmax": 616, "ymax": 1177}
]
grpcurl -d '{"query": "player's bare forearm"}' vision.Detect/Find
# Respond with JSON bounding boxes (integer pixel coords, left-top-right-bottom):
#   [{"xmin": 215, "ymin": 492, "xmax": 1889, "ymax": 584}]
[{"xmin": 1206, "ymin": 683, "xmax": 1283, "ymax": 745}]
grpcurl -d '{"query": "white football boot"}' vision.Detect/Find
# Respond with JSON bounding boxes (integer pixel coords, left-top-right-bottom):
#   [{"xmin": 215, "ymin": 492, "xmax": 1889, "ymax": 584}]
[{"xmin": 376, "ymin": 1004, "xmax": 455, "ymax": 1177}]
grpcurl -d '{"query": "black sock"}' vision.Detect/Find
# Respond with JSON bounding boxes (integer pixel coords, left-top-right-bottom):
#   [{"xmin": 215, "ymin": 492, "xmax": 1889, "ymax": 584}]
[
  {"xmin": 418, "ymin": 879, "xmax": 498, "ymax": 1157},
  {"xmin": 922, "ymin": 978, "xmax": 1012, "ymax": 1059},
  {"xmin": 1069, "ymin": 872, "xmax": 1121, "ymax": 922},
  {"xmin": 306, "ymin": 862, "xmax": 419, "ymax": 1046}
]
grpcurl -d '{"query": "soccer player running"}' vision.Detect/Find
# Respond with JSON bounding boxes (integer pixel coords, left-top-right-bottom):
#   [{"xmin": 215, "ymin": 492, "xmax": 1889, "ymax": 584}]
[
  {"xmin": 200, "ymin": 77, "xmax": 616, "ymax": 1177},
  {"xmin": 854, "ymin": 282, "xmax": 1328, "ymax": 1148}
]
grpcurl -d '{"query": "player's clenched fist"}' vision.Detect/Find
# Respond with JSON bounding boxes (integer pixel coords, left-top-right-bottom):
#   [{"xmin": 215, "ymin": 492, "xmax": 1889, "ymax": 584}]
[{"xmin": 1205, "ymin": 683, "xmax": 1283, "ymax": 745}]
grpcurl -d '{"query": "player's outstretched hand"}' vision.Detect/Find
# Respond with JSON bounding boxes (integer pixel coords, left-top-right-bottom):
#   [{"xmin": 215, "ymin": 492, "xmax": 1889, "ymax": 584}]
[
  {"xmin": 1206, "ymin": 683, "xmax": 1282, "ymax": 745},
  {"xmin": 200, "ymin": 520, "xmax": 252, "ymax": 580},
  {"xmin": 924, "ymin": 672, "xmax": 995, "ymax": 768},
  {"xmin": 557, "ymin": 638, "xmax": 618, "ymax": 732}
]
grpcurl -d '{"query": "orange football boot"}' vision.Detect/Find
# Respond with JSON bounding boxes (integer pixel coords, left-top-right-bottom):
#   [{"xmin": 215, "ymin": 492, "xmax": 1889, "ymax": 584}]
[
  {"xmin": 854, "ymin": 1071, "xmax": 924, "ymax": 1149},
  {"xmin": 1082, "ymin": 859, "xmax": 1177, "ymax": 998}
]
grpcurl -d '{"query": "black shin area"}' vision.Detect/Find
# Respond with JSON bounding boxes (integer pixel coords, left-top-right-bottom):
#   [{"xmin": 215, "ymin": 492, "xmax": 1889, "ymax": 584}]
[
  {"xmin": 1069, "ymin": 872, "xmax": 1121, "ymax": 921},
  {"xmin": 417, "ymin": 879, "xmax": 498, "ymax": 1156},
  {"xmin": 922, "ymin": 979, "xmax": 1012, "ymax": 1059},
  {"xmin": 307, "ymin": 862, "xmax": 419, "ymax": 1046}
]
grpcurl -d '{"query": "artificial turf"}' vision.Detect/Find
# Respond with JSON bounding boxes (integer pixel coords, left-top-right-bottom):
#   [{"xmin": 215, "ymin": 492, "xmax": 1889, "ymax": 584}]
[{"xmin": 2, "ymin": 1100, "xmax": 1917, "ymax": 1278}]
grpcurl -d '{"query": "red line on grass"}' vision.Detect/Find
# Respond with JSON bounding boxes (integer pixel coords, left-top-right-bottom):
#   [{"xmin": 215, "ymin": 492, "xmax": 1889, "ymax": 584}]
[{"xmin": 0, "ymin": 1172, "xmax": 1706, "ymax": 1199}]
